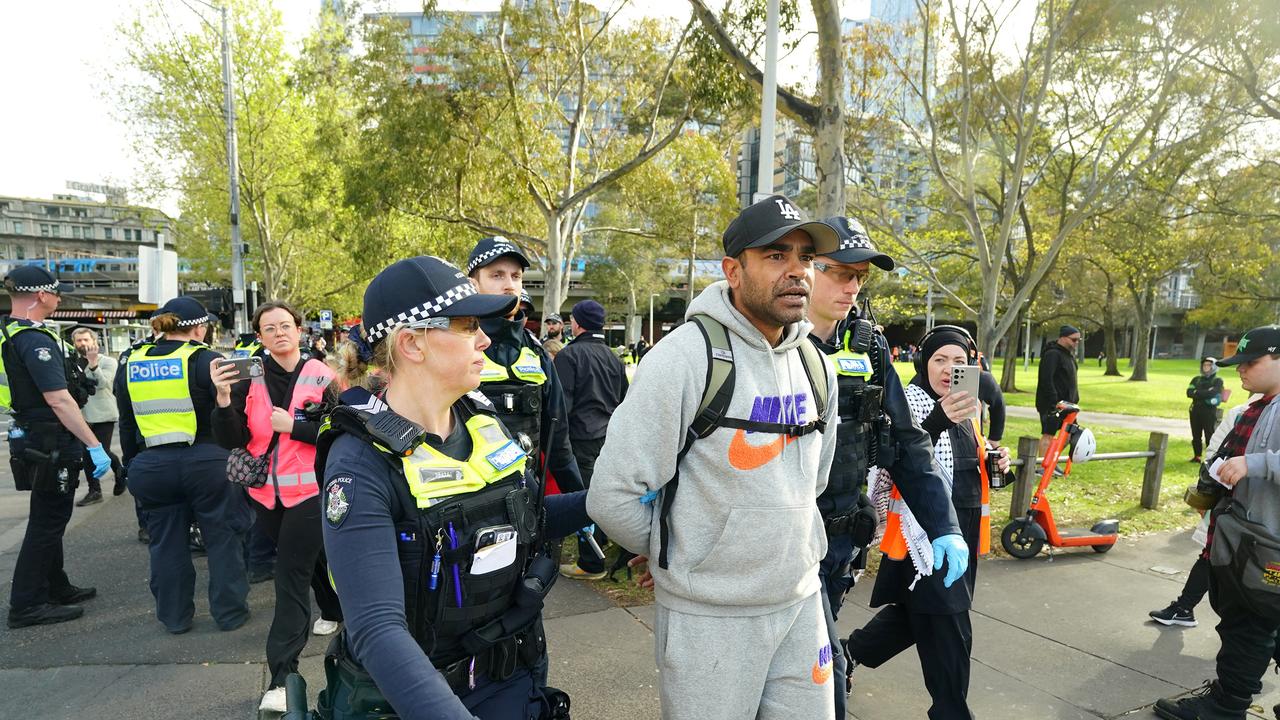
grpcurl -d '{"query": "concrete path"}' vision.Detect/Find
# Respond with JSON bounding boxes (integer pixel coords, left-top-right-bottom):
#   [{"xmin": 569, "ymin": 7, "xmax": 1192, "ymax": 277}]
[
  {"xmin": 1005, "ymin": 405, "xmax": 1192, "ymax": 440},
  {"xmin": 3, "ymin": 470, "xmax": 1279, "ymax": 718}
]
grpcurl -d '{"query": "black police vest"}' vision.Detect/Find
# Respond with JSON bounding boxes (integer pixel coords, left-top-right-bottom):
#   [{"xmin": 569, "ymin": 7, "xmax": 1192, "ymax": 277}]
[
  {"xmin": 0, "ymin": 321, "xmax": 90, "ymax": 419},
  {"xmin": 476, "ymin": 343, "xmax": 547, "ymax": 462},
  {"xmin": 819, "ymin": 370, "xmax": 876, "ymax": 518},
  {"xmin": 319, "ymin": 396, "xmax": 543, "ymax": 670}
]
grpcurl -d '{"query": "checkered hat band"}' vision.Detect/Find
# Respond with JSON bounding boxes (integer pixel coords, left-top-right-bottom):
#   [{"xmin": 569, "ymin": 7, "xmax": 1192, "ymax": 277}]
[
  {"xmin": 9, "ymin": 283, "xmax": 61, "ymax": 293},
  {"xmin": 176, "ymin": 315, "xmax": 212, "ymax": 327},
  {"xmin": 466, "ymin": 245, "xmax": 520, "ymax": 275},
  {"xmin": 366, "ymin": 282, "xmax": 478, "ymax": 344},
  {"xmin": 839, "ymin": 235, "xmax": 872, "ymax": 251}
]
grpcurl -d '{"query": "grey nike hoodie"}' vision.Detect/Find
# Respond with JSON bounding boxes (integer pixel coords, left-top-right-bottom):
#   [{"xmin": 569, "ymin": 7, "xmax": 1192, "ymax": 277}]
[{"xmin": 587, "ymin": 280, "xmax": 839, "ymax": 616}]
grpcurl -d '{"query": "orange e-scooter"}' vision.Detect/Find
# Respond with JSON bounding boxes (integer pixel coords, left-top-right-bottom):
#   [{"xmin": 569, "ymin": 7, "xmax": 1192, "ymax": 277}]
[{"xmin": 1000, "ymin": 402, "xmax": 1118, "ymax": 558}]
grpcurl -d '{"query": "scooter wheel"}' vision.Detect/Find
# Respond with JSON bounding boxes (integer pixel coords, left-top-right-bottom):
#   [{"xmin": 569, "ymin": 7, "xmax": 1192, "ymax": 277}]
[
  {"xmin": 1091, "ymin": 543, "xmax": 1114, "ymax": 554},
  {"xmin": 1001, "ymin": 522, "xmax": 1044, "ymax": 559}
]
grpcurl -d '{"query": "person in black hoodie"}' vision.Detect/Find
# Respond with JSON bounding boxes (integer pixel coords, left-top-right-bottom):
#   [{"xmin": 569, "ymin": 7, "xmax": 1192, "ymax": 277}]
[
  {"xmin": 1036, "ymin": 325, "xmax": 1081, "ymax": 454},
  {"xmin": 847, "ymin": 326, "xmax": 1011, "ymax": 720},
  {"xmin": 1187, "ymin": 356, "xmax": 1224, "ymax": 462}
]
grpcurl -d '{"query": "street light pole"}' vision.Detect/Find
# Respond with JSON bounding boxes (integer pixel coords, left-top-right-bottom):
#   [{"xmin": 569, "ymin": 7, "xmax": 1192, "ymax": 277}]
[
  {"xmin": 755, "ymin": 0, "xmax": 780, "ymax": 198},
  {"xmin": 1023, "ymin": 311, "xmax": 1032, "ymax": 371},
  {"xmin": 649, "ymin": 293, "xmax": 659, "ymax": 346},
  {"xmin": 219, "ymin": 4, "xmax": 247, "ymax": 334}
]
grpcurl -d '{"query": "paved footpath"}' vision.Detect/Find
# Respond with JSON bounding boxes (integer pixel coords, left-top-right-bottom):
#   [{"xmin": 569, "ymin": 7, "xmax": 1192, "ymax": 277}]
[
  {"xmin": 1005, "ymin": 405, "xmax": 1192, "ymax": 440},
  {"xmin": 3, "ymin": 473, "xmax": 1280, "ymax": 718}
]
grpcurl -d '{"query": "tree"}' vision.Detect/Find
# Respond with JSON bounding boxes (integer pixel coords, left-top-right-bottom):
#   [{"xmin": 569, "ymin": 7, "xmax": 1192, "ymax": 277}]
[
  {"xmin": 114, "ymin": 0, "xmax": 367, "ymax": 311},
  {"xmin": 348, "ymin": 1, "xmax": 699, "ymax": 315},
  {"xmin": 690, "ymin": 0, "xmax": 847, "ymax": 216}
]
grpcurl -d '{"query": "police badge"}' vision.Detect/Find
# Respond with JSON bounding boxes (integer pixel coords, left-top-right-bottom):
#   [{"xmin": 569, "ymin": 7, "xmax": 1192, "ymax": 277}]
[{"xmin": 325, "ymin": 476, "xmax": 352, "ymax": 528}]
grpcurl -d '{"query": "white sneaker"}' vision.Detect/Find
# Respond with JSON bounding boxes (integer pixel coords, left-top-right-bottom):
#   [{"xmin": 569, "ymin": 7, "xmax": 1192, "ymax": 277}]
[
  {"xmin": 259, "ymin": 686, "xmax": 287, "ymax": 713},
  {"xmin": 312, "ymin": 618, "xmax": 340, "ymax": 636}
]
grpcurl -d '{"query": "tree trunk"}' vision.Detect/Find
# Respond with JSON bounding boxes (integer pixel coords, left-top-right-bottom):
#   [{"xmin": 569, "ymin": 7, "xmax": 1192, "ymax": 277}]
[
  {"xmin": 543, "ymin": 211, "xmax": 565, "ymax": 315},
  {"xmin": 687, "ymin": 213, "xmax": 697, "ymax": 311},
  {"xmin": 999, "ymin": 308, "xmax": 1021, "ymax": 393},
  {"xmin": 1128, "ymin": 287, "xmax": 1155, "ymax": 382},
  {"xmin": 1102, "ymin": 283, "xmax": 1121, "ymax": 376},
  {"xmin": 811, "ymin": 0, "xmax": 845, "ymax": 217}
]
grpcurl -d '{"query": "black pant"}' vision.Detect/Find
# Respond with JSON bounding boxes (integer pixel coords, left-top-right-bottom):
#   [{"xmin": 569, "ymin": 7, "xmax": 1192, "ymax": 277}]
[
  {"xmin": 1175, "ymin": 554, "xmax": 1211, "ymax": 610},
  {"xmin": 80, "ymin": 421, "xmax": 123, "ymax": 493},
  {"xmin": 255, "ymin": 495, "xmax": 343, "ymax": 686},
  {"xmin": 847, "ymin": 605, "xmax": 975, "ymax": 720},
  {"xmin": 571, "ymin": 436, "xmax": 607, "ymax": 573},
  {"xmin": 1190, "ymin": 407, "xmax": 1218, "ymax": 458},
  {"xmin": 1208, "ymin": 565, "xmax": 1280, "ymax": 701},
  {"xmin": 10, "ymin": 485, "xmax": 77, "ymax": 610}
]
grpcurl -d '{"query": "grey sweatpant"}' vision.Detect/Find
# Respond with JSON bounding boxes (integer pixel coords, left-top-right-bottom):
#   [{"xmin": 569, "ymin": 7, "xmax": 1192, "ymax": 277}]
[{"xmin": 655, "ymin": 591, "xmax": 835, "ymax": 720}]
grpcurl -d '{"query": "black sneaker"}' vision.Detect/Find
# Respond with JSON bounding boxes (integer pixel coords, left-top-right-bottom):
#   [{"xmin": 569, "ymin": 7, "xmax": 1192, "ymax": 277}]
[
  {"xmin": 1150, "ymin": 603, "xmax": 1198, "ymax": 627},
  {"xmin": 75, "ymin": 490, "xmax": 103, "ymax": 507},
  {"xmin": 1154, "ymin": 682, "xmax": 1246, "ymax": 720},
  {"xmin": 51, "ymin": 585, "xmax": 97, "ymax": 605},
  {"xmin": 8, "ymin": 603, "xmax": 84, "ymax": 629}
]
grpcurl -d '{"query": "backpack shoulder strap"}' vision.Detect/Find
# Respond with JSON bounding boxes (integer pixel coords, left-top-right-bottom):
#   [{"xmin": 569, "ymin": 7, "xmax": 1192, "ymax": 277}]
[{"xmin": 797, "ymin": 337, "xmax": 829, "ymax": 428}]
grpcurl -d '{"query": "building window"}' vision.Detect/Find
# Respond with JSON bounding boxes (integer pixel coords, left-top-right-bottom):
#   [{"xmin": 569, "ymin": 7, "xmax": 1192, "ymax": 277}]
[
  {"xmin": 104, "ymin": 227, "xmax": 113, "ymax": 240},
  {"xmin": 13, "ymin": 221, "xmax": 22, "ymax": 235},
  {"xmin": 15, "ymin": 245, "xmax": 24, "ymax": 260},
  {"xmin": 83, "ymin": 226, "xmax": 93, "ymax": 239},
  {"xmin": 45, "ymin": 206, "xmax": 60, "ymax": 216},
  {"xmin": 51, "ymin": 224, "xmax": 61, "ymax": 237},
  {"xmin": 72, "ymin": 226, "xmax": 82, "ymax": 239}
]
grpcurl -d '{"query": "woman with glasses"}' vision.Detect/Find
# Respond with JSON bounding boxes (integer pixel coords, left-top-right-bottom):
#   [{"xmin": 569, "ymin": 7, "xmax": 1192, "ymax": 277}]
[
  {"xmin": 314, "ymin": 256, "xmax": 587, "ymax": 720},
  {"xmin": 211, "ymin": 301, "xmax": 344, "ymax": 713}
]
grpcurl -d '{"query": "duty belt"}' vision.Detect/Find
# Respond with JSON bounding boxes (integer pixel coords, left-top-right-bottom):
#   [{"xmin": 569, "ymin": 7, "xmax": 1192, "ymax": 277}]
[
  {"xmin": 439, "ymin": 627, "xmax": 541, "ymax": 693},
  {"xmin": 824, "ymin": 514, "xmax": 855, "ymax": 536}
]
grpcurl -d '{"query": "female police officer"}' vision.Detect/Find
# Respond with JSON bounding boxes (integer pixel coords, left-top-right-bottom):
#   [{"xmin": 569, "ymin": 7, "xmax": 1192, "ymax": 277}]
[
  {"xmin": 316, "ymin": 256, "xmax": 587, "ymax": 720},
  {"xmin": 116, "ymin": 296, "xmax": 253, "ymax": 634}
]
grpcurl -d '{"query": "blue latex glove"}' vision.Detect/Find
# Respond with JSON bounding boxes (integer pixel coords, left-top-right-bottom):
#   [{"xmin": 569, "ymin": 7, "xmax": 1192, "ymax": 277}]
[
  {"xmin": 639, "ymin": 490, "xmax": 659, "ymax": 505},
  {"xmin": 88, "ymin": 444, "xmax": 111, "ymax": 479},
  {"xmin": 932, "ymin": 533, "xmax": 969, "ymax": 588}
]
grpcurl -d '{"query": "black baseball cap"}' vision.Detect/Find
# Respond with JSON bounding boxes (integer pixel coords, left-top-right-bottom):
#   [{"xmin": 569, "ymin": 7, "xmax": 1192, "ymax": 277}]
[
  {"xmin": 3, "ymin": 265, "xmax": 74, "ymax": 295},
  {"xmin": 818, "ymin": 216, "xmax": 894, "ymax": 270},
  {"xmin": 1218, "ymin": 326, "xmax": 1280, "ymax": 366},
  {"xmin": 363, "ymin": 255, "xmax": 517, "ymax": 345},
  {"xmin": 721, "ymin": 195, "xmax": 839, "ymax": 258},
  {"xmin": 466, "ymin": 237, "xmax": 531, "ymax": 276},
  {"xmin": 156, "ymin": 296, "xmax": 213, "ymax": 327}
]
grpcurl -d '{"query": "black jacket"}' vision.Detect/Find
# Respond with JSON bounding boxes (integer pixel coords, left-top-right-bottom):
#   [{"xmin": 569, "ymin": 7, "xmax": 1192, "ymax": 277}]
[
  {"xmin": 1187, "ymin": 373, "xmax": 1224, "ymax": 410},
  {"xmin": 1036, "ymin": 341, "xmax": 1079, "ymax": 413},
  {"xmin": 552, "ymin": 332, "xmax": 627, "ymax": 441}
]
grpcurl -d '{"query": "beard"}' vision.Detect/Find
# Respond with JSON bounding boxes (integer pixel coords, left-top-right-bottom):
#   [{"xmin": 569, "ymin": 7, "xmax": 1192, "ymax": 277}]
[{"xmin": 738, "ymin": 275, "xmax": 809, "ymax": 328}]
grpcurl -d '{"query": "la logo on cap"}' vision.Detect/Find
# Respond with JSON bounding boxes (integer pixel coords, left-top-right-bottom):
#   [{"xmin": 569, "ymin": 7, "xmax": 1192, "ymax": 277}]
[{"xmin": 775, "ymin": 199, "xmax": 801, "ymax": 221}]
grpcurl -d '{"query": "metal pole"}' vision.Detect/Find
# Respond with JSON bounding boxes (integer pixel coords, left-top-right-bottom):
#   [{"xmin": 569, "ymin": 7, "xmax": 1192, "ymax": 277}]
[
  {"xmin": 649, "ymin": 293, "xmax": 656, "ymax": 346},
  {"xmin": 155, "ymin": 228, "xmax": 164, "ymax": 302},
  {"xmin": 925, "ymin": 286, "xmax": 934, "ymax": 332},
  {"xmin": 1023, "ymin": 312, "xmax": 1031, "ymax": 370},
  {"xmin": 221, "ymin": 5, "xmax": 247, "ymax": 334},
  {"xmin": 1150, "ymin": 323, "xmax": 1158, "ymax": 361},
  {"xmin": 756, "ymin": 0, "xmax": 780, "ymax": 197}
]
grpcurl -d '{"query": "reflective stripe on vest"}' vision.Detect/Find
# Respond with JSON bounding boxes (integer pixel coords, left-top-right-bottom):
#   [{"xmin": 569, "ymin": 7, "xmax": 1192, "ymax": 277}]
[
  {"xmin": 479, "ymin": 347, "xmax": 547, "ymax": 385},
  {"xmin": 974, "ymin": 426, "xmax": 992, "ymax": 556},
  {"xmin": 126, "ymin": 343, "xmax": 202, "ymax": 447},
  {"xmin": 0, "ymin": 321, "xmax": 66, "ymax": 411},
  {"xmin": 245, "ymin": 358, "xmax": 334, "ymax": 510},
  {"xmin": 401, "ymin": 413, "xmax": 527, "ymax": 508},
  {"xmin": 828, "ymin": 350, "xmax": 873, "ymax": 378},
  {"xmin": 880, "ymin": 486, "xmax": 908, "ymax": 560}
]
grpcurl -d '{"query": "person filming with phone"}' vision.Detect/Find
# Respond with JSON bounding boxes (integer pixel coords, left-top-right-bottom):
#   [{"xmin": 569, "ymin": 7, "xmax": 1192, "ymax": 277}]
[
  {"xmin": 211, "ymin": 301, "xmax": 344, "ymax": 713},
  {"xmin": 846, "ymin": 325, "xmax": 1010, "ymax": 720},
  {"xmin": 116, "ymin": 296, "xmax": 253, "ymax": 635}
]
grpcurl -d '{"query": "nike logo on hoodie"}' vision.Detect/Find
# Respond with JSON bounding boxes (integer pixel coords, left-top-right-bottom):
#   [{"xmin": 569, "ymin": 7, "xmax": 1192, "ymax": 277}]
[{"xmin": 727, "ymin": 393, "xmax": 809, "ymax": 470}]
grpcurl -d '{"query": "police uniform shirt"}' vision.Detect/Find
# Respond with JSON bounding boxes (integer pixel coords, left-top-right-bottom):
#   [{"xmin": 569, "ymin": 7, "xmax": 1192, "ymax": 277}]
[
  {"xmin": 114, "ymin": 339, "xmax": 223, "ymax": 463},
  {"xmin": 321, "ymin": 400, "xmax": 590, "ymax": 718},
  {"xmin": 4, "ymin": 320, "xmax": 70, "ymax": 422}
]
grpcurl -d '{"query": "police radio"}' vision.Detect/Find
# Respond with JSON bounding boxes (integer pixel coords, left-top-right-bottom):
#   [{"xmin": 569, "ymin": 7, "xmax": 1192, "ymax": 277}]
[{"xmin": 843, "ymin": 298, "xmax": 876, "ymax": 354}]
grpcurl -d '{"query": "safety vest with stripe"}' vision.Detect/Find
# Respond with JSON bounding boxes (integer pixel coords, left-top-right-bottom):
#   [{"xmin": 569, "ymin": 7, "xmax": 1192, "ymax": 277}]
[
  {"xmin": 245, "ymin": 357, "xmax": 334, "ymax": 509},
  {"xmin": 0, "ymin": 320, "xmax": 66, "ymax": 411},
  {"xmin": 126, "ymin": 343, "xmax": 204, "ymax": 447},
  {"xmin": 232, "ymin": 339, "xmax": 261, "ymax": 359},
  {"xmin": 477, "ymin": 345, "xmax": 547, "ymax": 459},
  {"xmin": 880, "ymin": 425, "xmax": 992, "ymax": 560}
]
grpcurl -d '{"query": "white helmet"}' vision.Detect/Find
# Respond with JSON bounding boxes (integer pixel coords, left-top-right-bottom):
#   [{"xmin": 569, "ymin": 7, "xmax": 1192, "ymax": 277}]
[{"xmin": 1071, "ymin": 428, "xmax": 1096, "ymax": 463}]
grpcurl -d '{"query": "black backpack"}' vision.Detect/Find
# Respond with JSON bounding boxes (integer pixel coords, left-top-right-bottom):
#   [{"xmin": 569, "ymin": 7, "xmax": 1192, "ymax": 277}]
[{"xmin": 655, "ymin": 314, "xmax": 829, "ymax": 569}]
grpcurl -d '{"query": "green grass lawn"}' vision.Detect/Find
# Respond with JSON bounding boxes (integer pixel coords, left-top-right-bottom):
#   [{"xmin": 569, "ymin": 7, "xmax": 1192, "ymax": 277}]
[{"xmin": 892, "ymin": 357, "xmax": 1248, "ymax": 420}]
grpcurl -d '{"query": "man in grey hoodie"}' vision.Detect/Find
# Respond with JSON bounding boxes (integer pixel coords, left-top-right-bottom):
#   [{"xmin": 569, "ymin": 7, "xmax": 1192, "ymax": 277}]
[{"xmin": 587, "ymin": 195, "xmax": 966, "ymax": 720}]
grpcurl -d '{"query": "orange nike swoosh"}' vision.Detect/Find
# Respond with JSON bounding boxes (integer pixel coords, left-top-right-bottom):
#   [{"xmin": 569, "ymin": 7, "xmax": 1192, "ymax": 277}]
[
  {"xmin": 727, "ymin": 429, "xmax": 798, "ymax": 471},
  {"xmin": 811, "ymin": 661, "xmax": 832, "ymax": 685}
]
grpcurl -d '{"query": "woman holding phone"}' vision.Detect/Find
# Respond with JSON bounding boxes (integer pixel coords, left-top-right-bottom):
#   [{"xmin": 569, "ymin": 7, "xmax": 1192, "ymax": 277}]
[
  {"xmin": 211, "ymin": 301, "xmax": 345, "ymax": 713},
  {"xmin": 315, "ymin": 256, "xmax": 588, "ymax": 720},
  {"xmin": 846, "ymin": 325, "xmax": 1010, "ymax": 720},
  {"xmin": 116, "ymin": 296, "xmax": 253, "ymax": 635}
]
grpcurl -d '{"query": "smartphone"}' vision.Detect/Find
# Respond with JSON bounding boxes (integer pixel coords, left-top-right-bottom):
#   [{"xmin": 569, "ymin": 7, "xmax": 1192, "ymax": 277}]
[
  {"xmin": 949, "ymin": 365, "xmax": 982, "ymax": 420},
  {"xmin": 217, "ymin": 355, "xmax": 263, "ymax": 381}
]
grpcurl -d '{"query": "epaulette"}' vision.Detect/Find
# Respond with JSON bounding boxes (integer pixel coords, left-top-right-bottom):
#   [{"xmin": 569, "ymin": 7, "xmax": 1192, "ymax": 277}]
[
  {"xmin": 523, "ymin": 329, "xmax": 544, "ymax": 350},
  {"xmin": 463, "ymin": 390, "xmax": 495, "ymax": 414}
]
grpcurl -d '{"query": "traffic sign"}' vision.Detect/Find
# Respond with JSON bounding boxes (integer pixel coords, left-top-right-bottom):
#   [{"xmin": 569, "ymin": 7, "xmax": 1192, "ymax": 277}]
[{"xmin": 319, "ymin": 309, "xmax": 333, "ymax": 330}]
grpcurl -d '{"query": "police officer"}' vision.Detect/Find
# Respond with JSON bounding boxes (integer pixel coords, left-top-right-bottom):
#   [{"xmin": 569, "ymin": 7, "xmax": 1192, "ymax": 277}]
[
  {"xmin": 2, "ymin": 266, "xmax": 110, "ymax": 628},
  {"xmin": 1187, "ymin": 355, "xmax": 1224, "ymax": 463},
  {"xmin": 805, "ymin": 217, "xmax": 966, "ymax": 714},
  {"xmin": 317, "ymin": 255, "xmax": 587, "ymax": 719},
  {"xmin": 116, "ymin": 296, "xmax": 252, "ymax": 634},
  {"xmin": 465, "ymin": 238, "xmax": 585, "ymax": 498}
]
